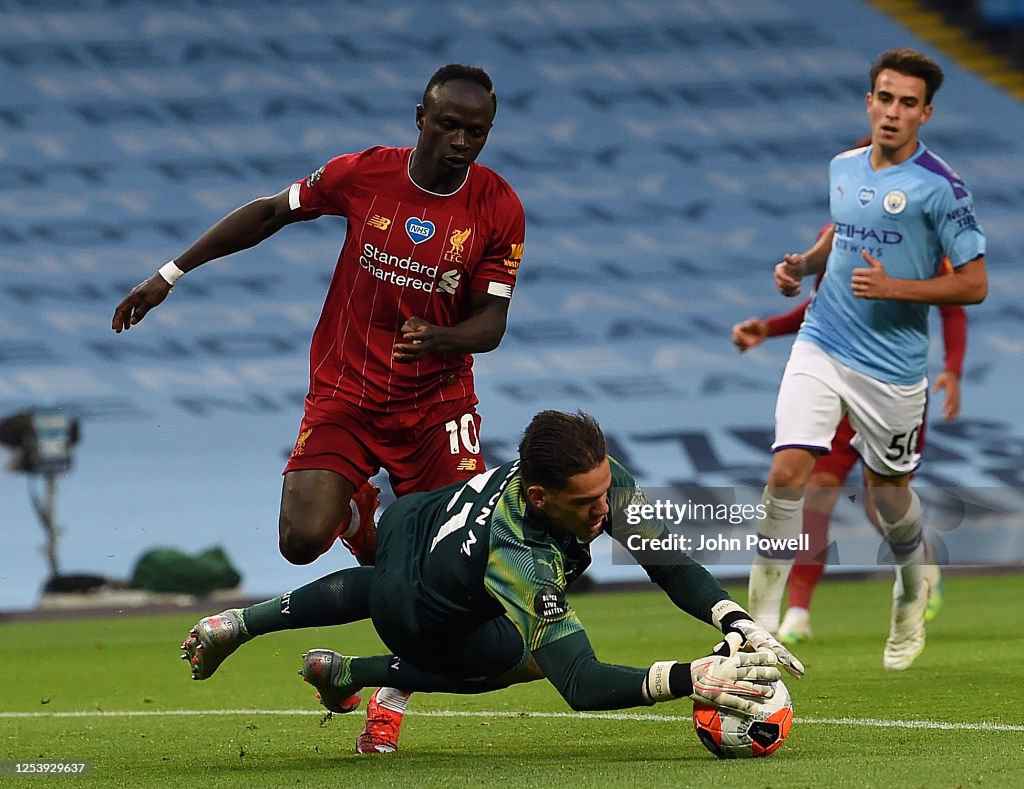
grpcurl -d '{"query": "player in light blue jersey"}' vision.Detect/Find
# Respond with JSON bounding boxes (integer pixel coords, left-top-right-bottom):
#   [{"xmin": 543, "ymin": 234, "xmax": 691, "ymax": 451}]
[
  {"xmin": 747, "ymin": 49, "xmax": 987, "ymax": 671},
  {"xmin": 799, "ymin": 144, "xmax": 982, "ymax": 384}
]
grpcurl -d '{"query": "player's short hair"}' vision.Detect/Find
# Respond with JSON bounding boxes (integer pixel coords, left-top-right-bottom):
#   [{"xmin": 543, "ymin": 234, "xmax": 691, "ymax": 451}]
[
  {"xmin": 870, "ymin": 48, "xmax": 944, "ymax": 104},
  {"xmin": 423, "ymin": 63, "xmax": 497, "ymax": 112},
  {"xmin": 519, "ymin": 410, "xmax": 607, "ymax": 490}
]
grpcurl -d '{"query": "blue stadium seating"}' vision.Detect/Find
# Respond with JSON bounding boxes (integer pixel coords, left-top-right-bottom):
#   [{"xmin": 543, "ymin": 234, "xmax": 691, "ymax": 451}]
[{"xmin": 2, "ymin": 0, "xmax": 1023, "ymax": 609}]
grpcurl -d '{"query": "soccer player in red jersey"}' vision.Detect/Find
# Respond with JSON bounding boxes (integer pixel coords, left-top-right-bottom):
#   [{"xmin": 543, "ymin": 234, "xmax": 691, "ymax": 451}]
[
  {"xmin": 732, "ymin": 252, "xmax": 965, "ymax": 644},
  {"xmin": 113, "ymin": 64, "xmax": 525, "ymax": 752}
]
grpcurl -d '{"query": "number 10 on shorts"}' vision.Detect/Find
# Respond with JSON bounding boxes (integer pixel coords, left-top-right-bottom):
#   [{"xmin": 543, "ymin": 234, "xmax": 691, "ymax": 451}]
[{"xmin": 445, "ymin": 413, "xmax": 481, "ymax": 455}]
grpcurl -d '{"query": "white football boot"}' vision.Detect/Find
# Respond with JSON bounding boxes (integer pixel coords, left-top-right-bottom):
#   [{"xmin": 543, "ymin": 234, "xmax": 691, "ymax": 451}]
[
  {"xmin": 777, "ymin": 607, "xmax": 813, "ymax": 646},
  {"xmin": 883, "ymin": 577, "xmax": 929, "ymax": 671}
]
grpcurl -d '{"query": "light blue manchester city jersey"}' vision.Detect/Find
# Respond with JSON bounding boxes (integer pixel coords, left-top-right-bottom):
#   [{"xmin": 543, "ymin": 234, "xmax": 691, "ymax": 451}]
[{"xmin": 798, "ymin": 143, "xmax": 985, "ymax": 384}]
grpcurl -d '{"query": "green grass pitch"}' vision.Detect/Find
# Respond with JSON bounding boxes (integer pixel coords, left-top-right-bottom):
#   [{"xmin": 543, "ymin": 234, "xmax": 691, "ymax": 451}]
[{"xmin": 2, "ymin": 572, "xmax": 1023, "ymax": 788}]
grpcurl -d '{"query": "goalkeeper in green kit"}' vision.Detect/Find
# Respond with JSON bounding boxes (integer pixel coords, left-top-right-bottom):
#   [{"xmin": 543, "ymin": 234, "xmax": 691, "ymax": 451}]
[{"xmin": 182, "ymin": 410, "xmax": 804, "ymax": 752}]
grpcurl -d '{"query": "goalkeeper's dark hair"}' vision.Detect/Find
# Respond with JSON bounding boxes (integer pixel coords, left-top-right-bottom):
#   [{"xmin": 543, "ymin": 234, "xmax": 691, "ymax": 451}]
[
  {"xmin": 519, "ymin": 410, "xmax": 607, "ymax": 490},
  {"xmin": 870, "ymin": 48, "xmax": 944, "ymax": 105},
  {"xmin": 423, "ymin": 63, "xmax": 497, "ymax": 112}
]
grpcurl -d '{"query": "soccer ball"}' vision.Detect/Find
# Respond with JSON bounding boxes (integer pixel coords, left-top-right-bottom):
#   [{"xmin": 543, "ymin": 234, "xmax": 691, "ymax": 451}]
[{"xmin": 692, "ymin": 679, "xmax": 793, "ymax": 758}]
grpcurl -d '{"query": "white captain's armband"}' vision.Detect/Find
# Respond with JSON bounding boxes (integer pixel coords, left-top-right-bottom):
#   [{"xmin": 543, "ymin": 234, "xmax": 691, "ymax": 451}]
[{"xmin": 486, "ymin": 282, "xmax": 513, "ymax": 298}]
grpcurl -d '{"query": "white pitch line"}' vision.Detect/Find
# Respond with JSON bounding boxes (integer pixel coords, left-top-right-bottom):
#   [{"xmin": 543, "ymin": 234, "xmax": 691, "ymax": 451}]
[{"xmin": 0, "ymin": 709, "xmax": 1021, "ymax": 732}]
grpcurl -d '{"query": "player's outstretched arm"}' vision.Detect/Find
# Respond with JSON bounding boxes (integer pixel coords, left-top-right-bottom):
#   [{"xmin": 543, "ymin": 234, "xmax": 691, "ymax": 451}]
[
  {"xmin": 533, "ymin": 630, "xmax": 780, "ymax": 714},
  {"xmin": 112, "ymin": 188, "xmax": 298, "ymax": 332},
  {"xmin": 621, "ymin": 523, "xmax": 805, "ymax": 678},
  {"xmin": 392, "ymin": 291, "xmax": 510, "ymax": 363}
]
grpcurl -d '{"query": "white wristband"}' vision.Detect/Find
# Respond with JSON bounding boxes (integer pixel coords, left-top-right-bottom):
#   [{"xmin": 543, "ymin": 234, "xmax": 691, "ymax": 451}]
[
  {"xmin": 710, "ymin": 599, "xmax": 748, "ymax": 630},
  {"xmin": 642, "ymin": 660, "xmax": 677, "ymax": 704},
  {"xmin": 157, "ymin": 260, "xmax": 185, "ymax": 287}
]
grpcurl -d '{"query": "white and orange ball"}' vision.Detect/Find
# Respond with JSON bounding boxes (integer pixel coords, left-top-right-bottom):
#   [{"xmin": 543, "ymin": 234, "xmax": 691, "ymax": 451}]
[{"xmin": 692, "ymin": 679, "xmax": 793, "ymax": 758}]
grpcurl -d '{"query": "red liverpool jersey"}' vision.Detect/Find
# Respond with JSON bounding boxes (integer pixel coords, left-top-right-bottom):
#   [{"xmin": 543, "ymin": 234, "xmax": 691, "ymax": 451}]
[{"xmin": 288, "ymin": 146, "xmax": 525, "ymax": 413}]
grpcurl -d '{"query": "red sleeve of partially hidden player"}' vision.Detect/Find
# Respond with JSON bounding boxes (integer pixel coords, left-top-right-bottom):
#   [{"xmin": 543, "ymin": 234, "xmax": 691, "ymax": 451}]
[
  {"xmin": 938, "ymin": 305, "xmax": 967, "ymax": 378},
  {"xmin": 765, "ymin": 299, "xmax": 810, "ymax": 337}
]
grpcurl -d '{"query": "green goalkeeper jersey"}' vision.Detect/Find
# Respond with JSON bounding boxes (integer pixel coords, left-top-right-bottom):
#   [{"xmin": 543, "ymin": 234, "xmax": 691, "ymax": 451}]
[{"xmin": 376, "ymin": 455, "xmax": 733, "ymax": 709}]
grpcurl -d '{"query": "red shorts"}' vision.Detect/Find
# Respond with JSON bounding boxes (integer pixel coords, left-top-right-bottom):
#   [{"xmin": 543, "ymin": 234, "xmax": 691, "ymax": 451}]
[
  {"xmin": 284, "ymin": 395, "xmax": 485, "ymax": 496},
  {"xmin": 813, "ymin": 413, "xmax": 928, "ymax": 482}
]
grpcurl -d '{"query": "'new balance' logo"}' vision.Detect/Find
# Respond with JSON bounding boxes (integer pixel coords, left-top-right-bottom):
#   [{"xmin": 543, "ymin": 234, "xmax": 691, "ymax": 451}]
[{"xmin": 437, "ymin": 269, "xmax": 461, "ymax": 295}]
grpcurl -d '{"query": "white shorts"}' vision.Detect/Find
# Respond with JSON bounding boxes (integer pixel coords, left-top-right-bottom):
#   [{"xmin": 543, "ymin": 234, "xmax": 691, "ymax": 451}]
[{"xmin": 772, "ymin": 340, "xmax": 926, "ymax": 476}]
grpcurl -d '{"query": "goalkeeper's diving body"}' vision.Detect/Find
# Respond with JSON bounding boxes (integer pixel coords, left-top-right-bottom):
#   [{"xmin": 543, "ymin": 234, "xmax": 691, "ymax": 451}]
[{"xmin": 182, "ymin": 410, "xmax": 803, "ymax": 745}]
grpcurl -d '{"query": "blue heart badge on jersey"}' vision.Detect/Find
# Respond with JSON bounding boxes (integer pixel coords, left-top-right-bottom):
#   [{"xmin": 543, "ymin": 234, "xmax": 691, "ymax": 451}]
[
  {"xmin": 405, "ymin": 217, "xmax": 435, "ymax": 244},
  {"xmin": 857, "ymin": 187, "xmax": 876, "ymax": 206}
]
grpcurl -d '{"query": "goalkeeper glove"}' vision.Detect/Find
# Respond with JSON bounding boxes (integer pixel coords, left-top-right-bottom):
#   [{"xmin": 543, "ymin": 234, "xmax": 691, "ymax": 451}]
[
  {"xmin": 689, "ymin": 651, "xmax": 781, "ymax": 715},
  {"xmin": 642, "ymin": 648, "xmax": 781, "ymax": 717},
  {"xmin": 727, "ymin": 618, "xmax": 805, "ymax": 678},
  {"xmin": 711, "ymin": 600, "xmax": 806, "ymax": 678}
]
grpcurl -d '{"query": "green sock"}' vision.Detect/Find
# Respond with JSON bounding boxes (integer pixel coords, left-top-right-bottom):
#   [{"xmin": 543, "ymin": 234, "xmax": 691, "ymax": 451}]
[
  {"xmin": 240, "ymin": 597, "xmax": 290, "ymax": 636},
  {"xmin": 349, "ymin": 655, "xmax": 508, "ymax": 695},
  {"xmin": 240, "ymin": 567, "xmax": 374, "ymax": 636}
]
